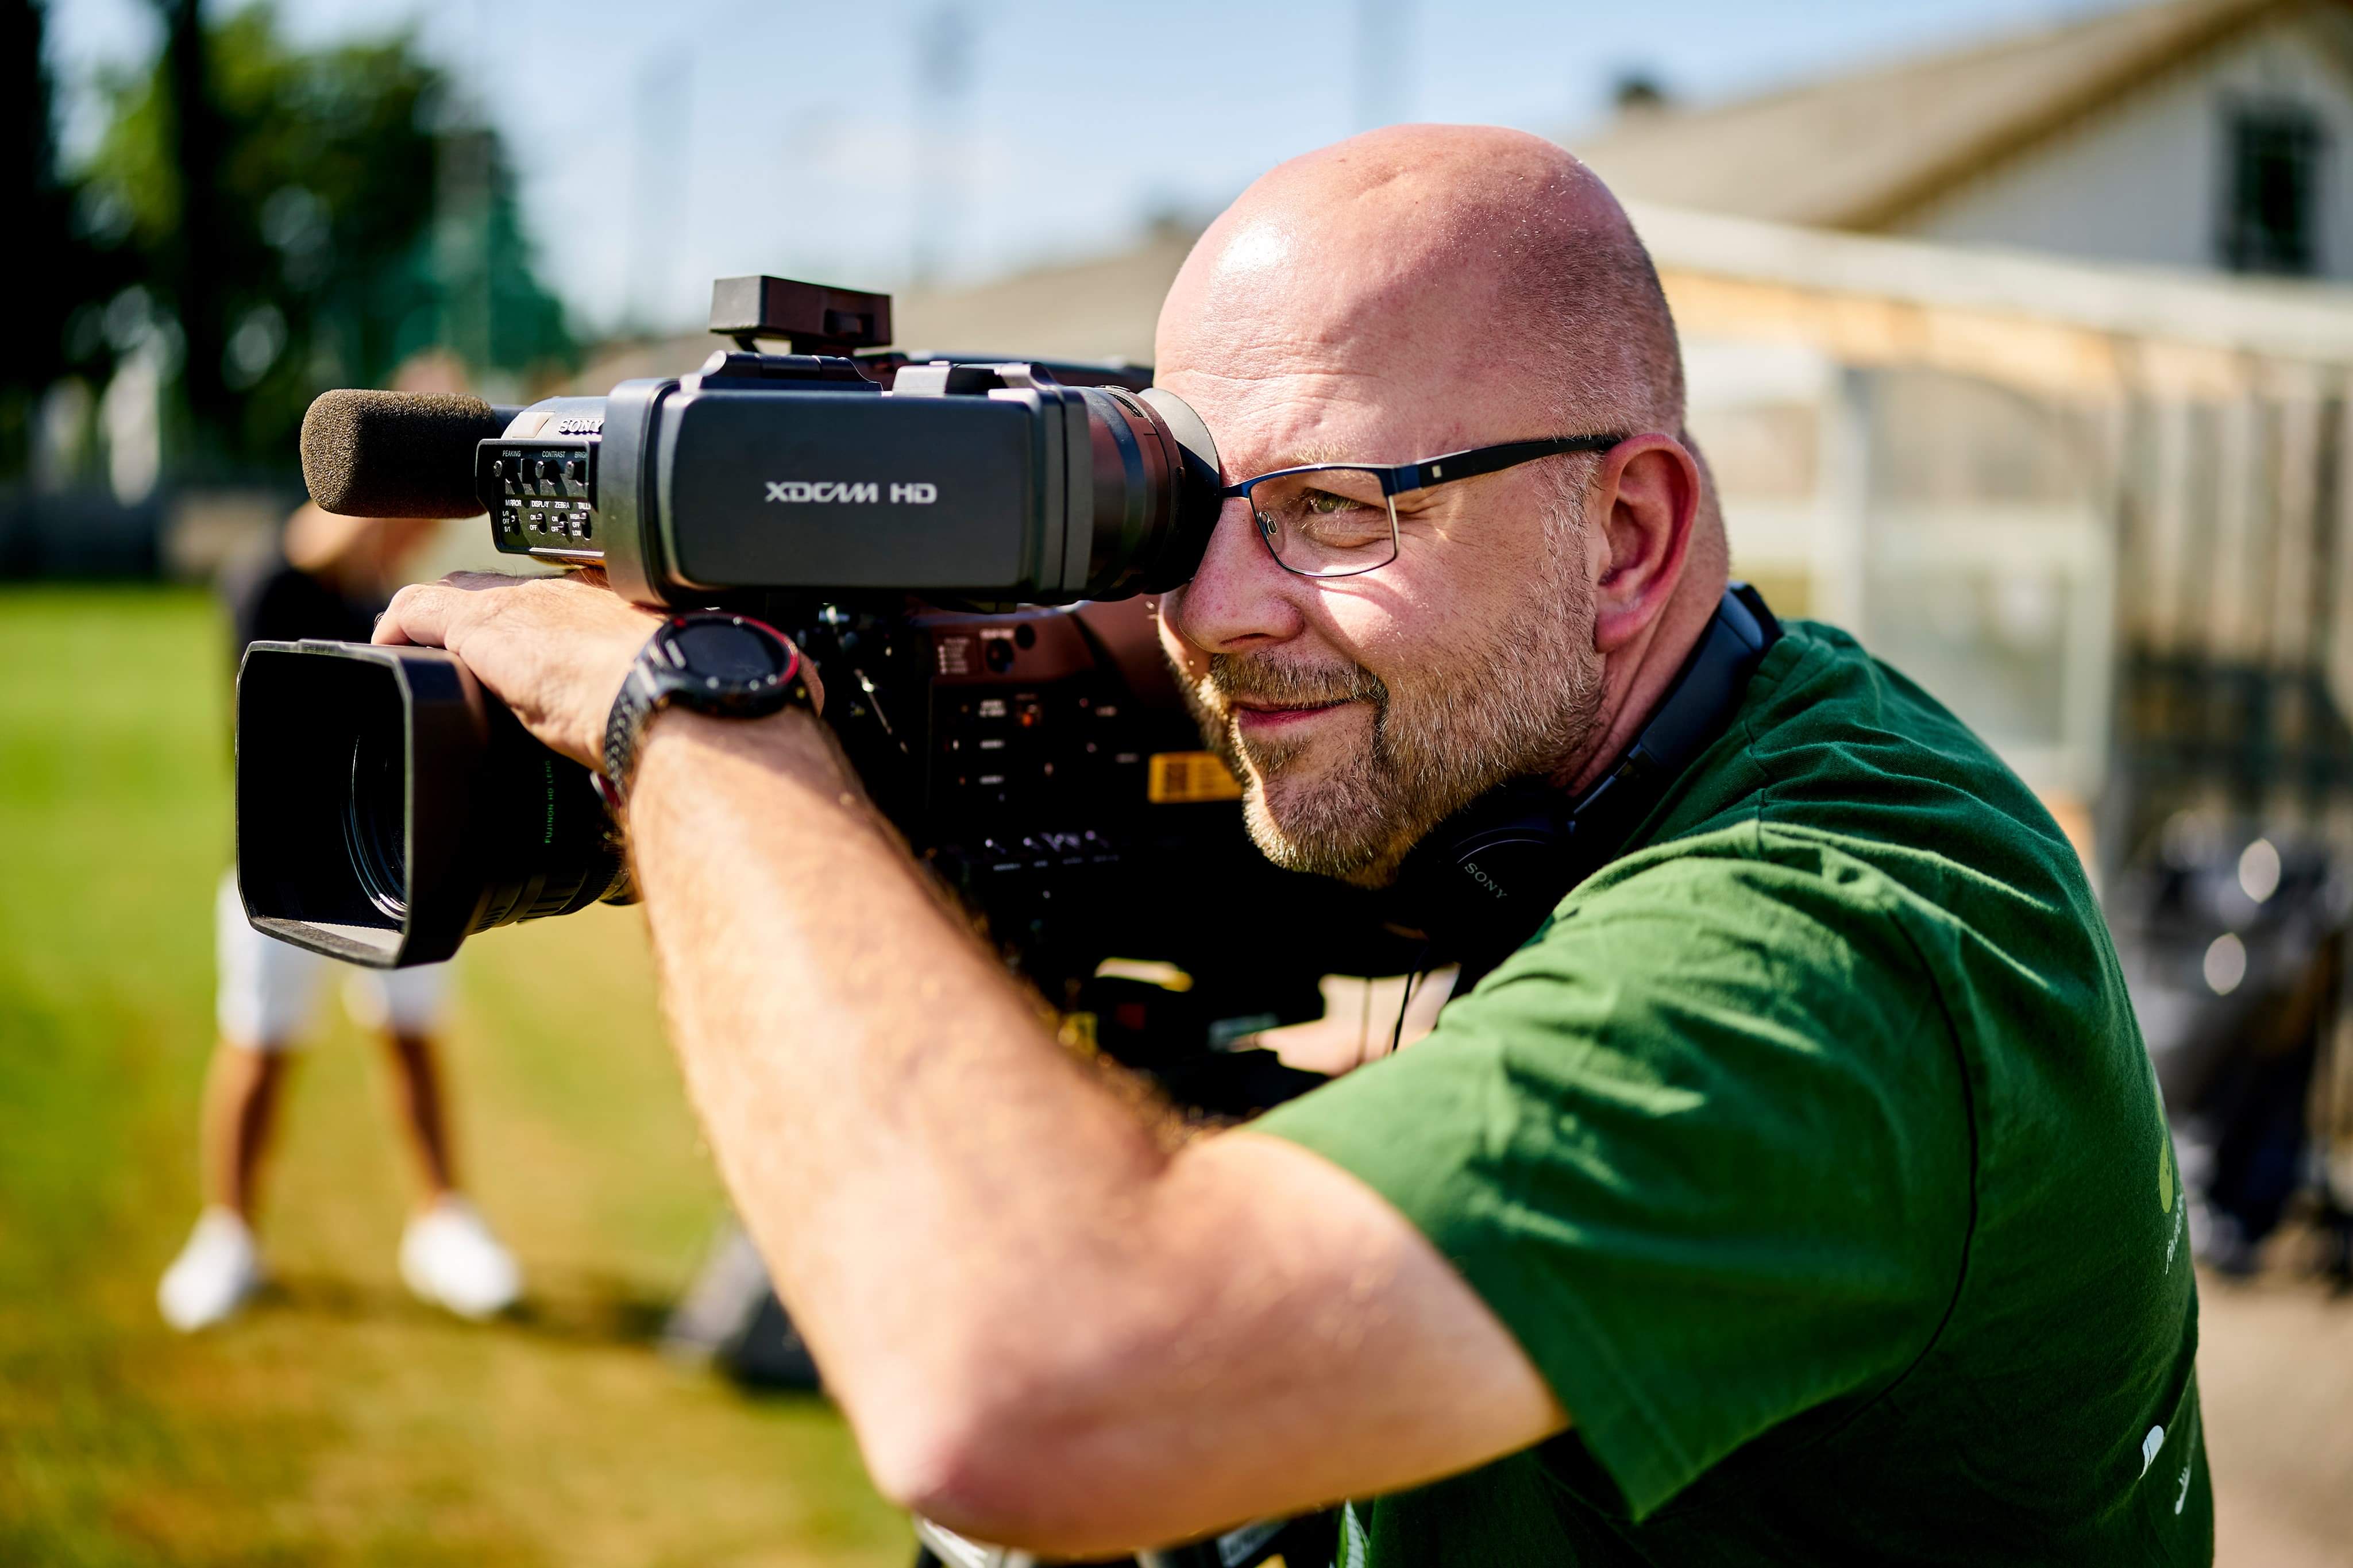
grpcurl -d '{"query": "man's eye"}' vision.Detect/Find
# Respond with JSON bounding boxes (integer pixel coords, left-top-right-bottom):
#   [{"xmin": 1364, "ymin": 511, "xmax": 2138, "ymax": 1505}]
[
  {"xmin": 1302, "ymin": 490, "xmax": 1375, "ymax": 515},
  {"xmin": 1296, "ymin": 508, "xmax": 1389, "ymax": 547}
]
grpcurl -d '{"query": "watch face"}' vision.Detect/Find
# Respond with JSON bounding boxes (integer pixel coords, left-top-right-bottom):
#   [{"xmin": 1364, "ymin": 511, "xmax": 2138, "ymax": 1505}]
[
  {"xmin": 655, "ymin": 616, "xmax": 799, "ymax": 719},
  {"xmin": 669, "ymin": 620, "xmax": 789, "ymax": 685}
]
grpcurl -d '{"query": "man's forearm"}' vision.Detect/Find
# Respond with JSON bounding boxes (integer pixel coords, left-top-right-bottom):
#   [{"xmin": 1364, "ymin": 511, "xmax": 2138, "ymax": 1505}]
[
  {"xmin": 628, "ymin": 709, "xmax": 1563, "ymax": 1550},
  {"xmin": 624, "ymin": 709, "xmax": 1175, "ymax": 1448}
]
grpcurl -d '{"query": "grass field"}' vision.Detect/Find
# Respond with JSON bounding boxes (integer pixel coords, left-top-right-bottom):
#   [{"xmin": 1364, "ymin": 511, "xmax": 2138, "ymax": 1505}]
[{"xmin": 0, "ymin": 586, "xmax": 910, "ymax": 1566}]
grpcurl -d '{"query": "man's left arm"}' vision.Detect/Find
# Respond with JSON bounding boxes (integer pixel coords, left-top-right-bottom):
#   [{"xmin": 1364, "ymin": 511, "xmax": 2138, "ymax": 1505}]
[{"xmin": 376, "ymin": 573, "xmax": 1566, "ymax": 1557}]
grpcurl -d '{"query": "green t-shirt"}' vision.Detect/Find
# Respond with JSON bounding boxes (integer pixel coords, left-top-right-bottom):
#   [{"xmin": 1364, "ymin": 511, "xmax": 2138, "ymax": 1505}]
[{"xmin": 1258, "ymin": 621, "xmax": 2209, "ymax": 1566}]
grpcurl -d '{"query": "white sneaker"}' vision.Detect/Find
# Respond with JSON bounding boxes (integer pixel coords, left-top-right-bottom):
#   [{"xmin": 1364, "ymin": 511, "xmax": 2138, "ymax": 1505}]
[
  {"xmin": 158, "ymin": 1208, "xmax": 264, "ymax": 1332},
  {"xmin": 399, "ymin": 1196, "xmax": 522, "ymax": 1320}
]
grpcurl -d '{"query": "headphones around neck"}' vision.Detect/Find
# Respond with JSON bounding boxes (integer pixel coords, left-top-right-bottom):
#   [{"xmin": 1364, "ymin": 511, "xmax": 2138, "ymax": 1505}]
[{"xmin": 1389, "ymin": 583, "xmax": 1781, "ymax": 983}]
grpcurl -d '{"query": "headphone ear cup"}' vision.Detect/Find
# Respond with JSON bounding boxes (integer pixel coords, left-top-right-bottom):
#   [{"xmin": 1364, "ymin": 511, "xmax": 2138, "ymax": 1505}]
[
  {"xmin": 1385, "ymin": 586, "xmax": 1780, "ymax": 980},
  {"xmin": 1392, "ymin": 796, "xmax": 1579, "ymax": 966}
]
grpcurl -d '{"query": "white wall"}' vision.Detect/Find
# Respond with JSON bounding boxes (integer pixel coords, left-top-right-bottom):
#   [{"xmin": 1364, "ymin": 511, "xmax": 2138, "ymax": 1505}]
[{"xmin": 1899, "ymin": 13, "xmax": 2353, "ymax": 279}]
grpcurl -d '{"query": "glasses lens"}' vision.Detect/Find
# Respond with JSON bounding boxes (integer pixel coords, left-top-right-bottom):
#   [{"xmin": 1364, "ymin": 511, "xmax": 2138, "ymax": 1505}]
[{"xmin": 1250, "ymin": 468, "xmax": 1397, "ymax": 577}]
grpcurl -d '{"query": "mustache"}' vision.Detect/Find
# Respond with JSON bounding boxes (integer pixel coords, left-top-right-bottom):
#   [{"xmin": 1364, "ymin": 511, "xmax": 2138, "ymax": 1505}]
[{"xmin": 1206, "ymin": 653, "xmax": 1387, "ymax": 709}]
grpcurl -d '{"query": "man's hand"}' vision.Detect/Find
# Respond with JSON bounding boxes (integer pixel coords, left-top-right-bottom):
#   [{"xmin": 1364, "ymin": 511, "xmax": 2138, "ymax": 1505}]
[{"xmin": 374, "ymin": 570, "xmax": 663, "ymax": 768}]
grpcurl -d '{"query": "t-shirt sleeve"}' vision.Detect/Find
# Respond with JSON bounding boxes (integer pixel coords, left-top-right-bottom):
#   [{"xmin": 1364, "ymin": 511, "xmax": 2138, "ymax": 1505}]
[{"xmin": 1253, "ymin": 841, "xmax": 1974, "ymax": 1519}]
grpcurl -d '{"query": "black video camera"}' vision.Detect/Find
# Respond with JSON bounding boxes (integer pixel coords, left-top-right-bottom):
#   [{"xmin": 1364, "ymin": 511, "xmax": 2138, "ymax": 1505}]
[{"xmin": 236, "ymin": 277, "xmax": 1408, "ymax": 1113}]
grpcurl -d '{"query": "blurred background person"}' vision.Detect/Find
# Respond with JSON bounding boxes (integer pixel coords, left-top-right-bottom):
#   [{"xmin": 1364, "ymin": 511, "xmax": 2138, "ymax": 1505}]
[{"xmin": 157, "ymin": 355, "xmax": 524, "ymax": 1334}]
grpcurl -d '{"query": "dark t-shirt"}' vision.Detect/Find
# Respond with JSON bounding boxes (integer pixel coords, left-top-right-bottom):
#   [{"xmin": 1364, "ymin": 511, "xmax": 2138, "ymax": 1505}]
[
  {"xmin": 219, "ymin": 552, "xmax": 384, "ymax": 749},
  {"xmin": 223, "ymin": 553, "xmax": 383, "ymax": 663},
  {"xmin": 1258, "ymin": 621, "xmax": 2208, "ymax": 1566}
]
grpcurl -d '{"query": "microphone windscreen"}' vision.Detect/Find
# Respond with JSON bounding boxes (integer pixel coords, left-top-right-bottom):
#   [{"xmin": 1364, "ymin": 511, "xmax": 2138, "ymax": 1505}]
[{"xmin": 301, "ymin": 390, "xmax": 507, "ymax": 517}]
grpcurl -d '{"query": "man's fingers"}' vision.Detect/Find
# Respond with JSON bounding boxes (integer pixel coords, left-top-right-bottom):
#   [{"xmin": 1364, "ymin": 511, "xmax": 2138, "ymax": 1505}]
[
  {"xmin": 373, "ymin": 578, "xmax": 494, "ymax": 649},
  {"xmin": 374, "ymin": 571, "xmax": 540, "ymax": 648},
  {"xmin": 374, "ymin": 581, "xmax": 450, "ymax": 646},
  {"xmin": 364, "ymin": 568, "xmax": 663, "ymax": 768}
]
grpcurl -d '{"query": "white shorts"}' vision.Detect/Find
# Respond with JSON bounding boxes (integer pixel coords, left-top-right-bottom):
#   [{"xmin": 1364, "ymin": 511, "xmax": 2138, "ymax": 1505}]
[{"xmin": 215, "ymin": 871, "xmax": 451, "ymax": 1050}]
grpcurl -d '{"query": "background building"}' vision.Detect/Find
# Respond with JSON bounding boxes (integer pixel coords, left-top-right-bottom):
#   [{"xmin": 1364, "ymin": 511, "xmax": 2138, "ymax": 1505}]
[{"xmin": 1575, "ymin": 0, "xmax": 2353, "ymax": 281}]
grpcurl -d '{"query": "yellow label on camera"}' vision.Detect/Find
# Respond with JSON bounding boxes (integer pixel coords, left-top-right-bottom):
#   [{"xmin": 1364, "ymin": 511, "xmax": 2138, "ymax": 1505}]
[{"xmin": 1148, "ymin": 751, "xmax": 1244, "ymax": 804}]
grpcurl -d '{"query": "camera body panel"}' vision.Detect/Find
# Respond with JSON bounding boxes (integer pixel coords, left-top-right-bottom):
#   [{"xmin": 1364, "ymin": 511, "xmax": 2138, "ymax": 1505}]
[
  {"xmin": 662, "ymin": 386, "xmax": 1051, "ymax": 596},
  {"xmin": 480, "ymin": 353, "xmax": 1216, "ymax": 611}
]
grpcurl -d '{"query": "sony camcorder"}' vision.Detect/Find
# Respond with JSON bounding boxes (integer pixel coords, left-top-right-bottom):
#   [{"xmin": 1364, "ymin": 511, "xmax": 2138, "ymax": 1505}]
[{"xmin": 237, "ymin": 277, "xmax": 1408, "ymax": 1112}]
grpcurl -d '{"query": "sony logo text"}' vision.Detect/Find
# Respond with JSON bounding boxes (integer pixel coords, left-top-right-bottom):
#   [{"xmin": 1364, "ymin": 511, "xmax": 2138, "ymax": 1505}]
[{"xmin": 763, "ymin": 481, "xmax": 938, "ymax": 504}]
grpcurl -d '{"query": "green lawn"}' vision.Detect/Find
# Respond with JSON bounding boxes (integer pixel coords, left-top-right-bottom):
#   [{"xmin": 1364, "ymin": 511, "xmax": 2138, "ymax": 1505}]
[{"xmin": 0, "ymin": 586, "xmax": 911, "ymax": 1566}]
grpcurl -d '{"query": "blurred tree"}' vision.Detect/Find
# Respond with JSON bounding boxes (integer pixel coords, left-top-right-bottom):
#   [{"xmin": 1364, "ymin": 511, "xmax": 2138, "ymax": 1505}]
[
  {"xmin": 78, "ymin": 2, "xmax": 574, "ymax": 476},
  {"xmin": 0, "ymin": 0, "xmax": 131, "ymax": 480},
  {"xmin": 162, "ymin": 0, "xmax": 232, "ymax": 468}
]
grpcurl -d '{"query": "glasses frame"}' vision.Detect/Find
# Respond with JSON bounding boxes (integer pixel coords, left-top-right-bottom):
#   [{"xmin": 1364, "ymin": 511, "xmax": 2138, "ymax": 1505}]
[{"xmin": 1220, "ymin": 433, "xmax": 1627, "ymax": 580}]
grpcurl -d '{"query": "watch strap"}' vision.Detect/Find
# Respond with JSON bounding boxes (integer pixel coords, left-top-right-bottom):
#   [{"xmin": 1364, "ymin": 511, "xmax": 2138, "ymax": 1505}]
[
  {"xmin": 598, "ymin": 615, "xmax": 810, "ymax": 811},
  {"xmin": 598, "ymin": 657, "xmax": 669, "ymax": 812}
]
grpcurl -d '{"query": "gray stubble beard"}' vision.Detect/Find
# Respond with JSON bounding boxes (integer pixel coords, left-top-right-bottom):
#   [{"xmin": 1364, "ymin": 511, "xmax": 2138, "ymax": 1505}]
[{"xmin": 1177, "ymin": 508, "xmax": 1605, "ymax": 887}]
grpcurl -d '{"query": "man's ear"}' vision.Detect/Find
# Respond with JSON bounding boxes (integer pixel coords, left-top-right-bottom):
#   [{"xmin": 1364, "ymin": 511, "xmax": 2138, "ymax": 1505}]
[{"xmin": 1591, "ymin": 437, "xmax": 1700, "ymax": 655}]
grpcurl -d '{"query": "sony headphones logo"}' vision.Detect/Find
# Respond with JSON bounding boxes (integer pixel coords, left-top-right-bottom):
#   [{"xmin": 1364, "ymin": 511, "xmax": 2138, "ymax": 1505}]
[
  {"xmin": 1461, "ymin": 860, "xmax": 1507, "ymax": 899},
  {"xmin": 764, "ymin": 481, "xmax": 938, "ymax": 504}
]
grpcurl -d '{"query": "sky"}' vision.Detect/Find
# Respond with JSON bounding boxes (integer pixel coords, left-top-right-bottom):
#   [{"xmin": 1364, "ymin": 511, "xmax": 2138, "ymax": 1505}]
[{"xmin": 45, "ymin": 0, "xmax": 2139, "ymax": 337}]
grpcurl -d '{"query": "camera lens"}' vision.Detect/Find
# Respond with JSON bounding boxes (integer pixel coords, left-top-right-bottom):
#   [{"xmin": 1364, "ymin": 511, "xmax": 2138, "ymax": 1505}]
[
  {"xmin": 238, "ymin": 642, "xmax": 634, "ymax": 969},
  {"xmin": 345, "ymin": 728, "xmax": 410, "ymax": 920}
]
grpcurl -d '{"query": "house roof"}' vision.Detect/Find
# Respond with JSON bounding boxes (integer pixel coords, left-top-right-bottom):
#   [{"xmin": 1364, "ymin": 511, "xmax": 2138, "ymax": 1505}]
[{"xmin": 1568, "ymin": 0, "xmax": 2328, "ymax": 231}]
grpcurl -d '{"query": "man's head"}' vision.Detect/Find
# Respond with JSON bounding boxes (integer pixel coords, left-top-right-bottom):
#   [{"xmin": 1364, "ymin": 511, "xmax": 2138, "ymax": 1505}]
[
  {"xmin": 283, "ymin": 503, "xmax": 440, "ymax": 593},
  {"xmin": 1153, "ymin": 124, "xmax": 1726, "ymax": 886}
]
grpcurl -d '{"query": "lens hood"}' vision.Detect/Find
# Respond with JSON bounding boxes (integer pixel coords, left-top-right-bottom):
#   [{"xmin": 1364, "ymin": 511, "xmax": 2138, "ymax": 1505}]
[{"xmin": 236, "ymin": 640, "xmax": 628, "ymax": 968}]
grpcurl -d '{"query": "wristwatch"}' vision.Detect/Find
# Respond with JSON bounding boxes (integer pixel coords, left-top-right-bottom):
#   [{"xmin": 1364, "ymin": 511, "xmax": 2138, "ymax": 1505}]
[{"xmin": 599, "ymin": 612, "xmax": 813, "ymax": 809}]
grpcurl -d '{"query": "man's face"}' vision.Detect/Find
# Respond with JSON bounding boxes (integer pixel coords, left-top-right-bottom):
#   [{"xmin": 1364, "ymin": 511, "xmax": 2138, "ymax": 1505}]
[{"xmin": 1153, "ymin": 232, "xmax": 1606, "ymax": 887}]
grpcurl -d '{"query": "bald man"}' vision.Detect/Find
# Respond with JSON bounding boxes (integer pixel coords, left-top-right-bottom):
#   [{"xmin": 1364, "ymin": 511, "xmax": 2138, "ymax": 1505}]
[{"xmin": 372, "ymin": 128, "xmax": 2207, "ymax": 1564}]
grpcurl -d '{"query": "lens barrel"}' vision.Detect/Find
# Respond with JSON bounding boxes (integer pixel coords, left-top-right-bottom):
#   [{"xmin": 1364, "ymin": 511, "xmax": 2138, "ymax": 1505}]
[{"xmin": 237, "ymin": 641, "xmax": 630, "ymax": 968}]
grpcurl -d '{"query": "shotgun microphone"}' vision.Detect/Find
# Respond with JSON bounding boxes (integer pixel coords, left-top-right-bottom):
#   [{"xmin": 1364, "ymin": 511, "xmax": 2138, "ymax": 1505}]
[{"xmin": 300, "ymin": 389, "xmax": 519, "ymax": 518}]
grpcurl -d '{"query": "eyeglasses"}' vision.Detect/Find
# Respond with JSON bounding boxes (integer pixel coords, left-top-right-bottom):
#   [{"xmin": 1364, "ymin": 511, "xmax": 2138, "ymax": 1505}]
[{"xmin": 1220, "ymin": 434, "xmax": 1626, "ymax": 579}]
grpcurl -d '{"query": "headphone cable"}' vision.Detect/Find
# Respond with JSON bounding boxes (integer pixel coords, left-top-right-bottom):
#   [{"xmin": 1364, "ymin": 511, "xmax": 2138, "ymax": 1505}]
[{"xmin": 1388, "ymin": 941, "xmax": 1433, "ymax": 1058}]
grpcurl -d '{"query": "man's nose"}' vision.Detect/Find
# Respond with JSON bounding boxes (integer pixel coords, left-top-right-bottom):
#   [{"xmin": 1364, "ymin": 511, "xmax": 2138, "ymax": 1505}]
[{"xmin": 1166, "ymin": 497, "xmax": 1307, "ymax": 654}]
